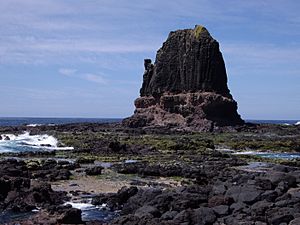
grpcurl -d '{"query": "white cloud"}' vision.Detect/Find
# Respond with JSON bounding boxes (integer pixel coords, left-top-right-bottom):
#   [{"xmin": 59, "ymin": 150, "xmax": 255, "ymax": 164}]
[
  {"xmin": 58, "ymin": 68, "xmax": 77, "ymax": 76},
  {"xmin": 0, "ymin": 36, "xmax": 159, "ymax": 65},
  {"xmin": 58, "ymin": 69, "xmax": 109, "ymax": 85},
  {"xmin": 84, "ymin": 74, "xmax": 107, "ymax": 85},
  {"xmin": 1, "ymin": 0, "xmax": 299, "ymax": 66},
  {"xmin": 221, "ymin": 43, "xmax": 300, "ymax": 76}
]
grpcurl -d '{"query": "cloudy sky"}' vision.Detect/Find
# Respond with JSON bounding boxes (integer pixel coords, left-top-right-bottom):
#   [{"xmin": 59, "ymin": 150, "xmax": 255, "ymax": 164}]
[{"xmin": 0, "ymin": 0, "xmax": 299, "ymax": 119}]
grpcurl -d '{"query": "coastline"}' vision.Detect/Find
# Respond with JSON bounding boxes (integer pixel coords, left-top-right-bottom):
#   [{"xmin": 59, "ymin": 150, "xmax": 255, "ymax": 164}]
[{"xmin": 0, "ymin": 122, "xmax": 300, "ymax": 224}]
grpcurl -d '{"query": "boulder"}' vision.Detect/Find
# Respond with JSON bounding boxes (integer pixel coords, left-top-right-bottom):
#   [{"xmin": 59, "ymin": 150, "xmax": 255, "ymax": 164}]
[
  {"xmin": 268, "ymin": 172, "xmax": 296, "ymax": 188},
  {"xmin": 289, "ymin": 218, "xmax": 300, "ymax": 225},
  {"xmin": 191, "ymin": 207, "xmax": 217, "ymax": 225},
  {"xmin": 160, "ymin": 211, "xmax": 178, "ymax": 220},
  {"xmin": 92, "ymin": 186, "xmax": 138, "ymax": 210},
  {"xmin": 57, "ymin": 207, "xmax": 83, "ymax": 224},
  {"xmin": 134, "ymin": 205, "xmax": 161, "ymax": 218},
  {"xmin": 267, "ymin": 207, "xmax": 295, "ymax": 225},
  {"xmin": 212, "ymin": 205, "xmax": 229, "ymax": 216},
  {"xmin": 225, "ymin": 185, "xmax": 263, "ymax": 204},
  {"xmin": 85, "ymin": 166, "xmax": 104, "ymax": 176},
  {"xmin": 4, "ymin": 136, "xmax": 10, "ymax": 140}
]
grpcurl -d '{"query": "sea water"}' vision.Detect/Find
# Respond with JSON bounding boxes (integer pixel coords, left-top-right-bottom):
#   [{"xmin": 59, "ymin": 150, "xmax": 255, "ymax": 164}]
[
  {"xmin": 233, "ymin": 151, "xmax": 300, "ymax": 160},
  {"xmin": 64, "ymin": 200, "xmax": 118, "ymax": 222},
  {"xmin": 0, "ymin": 117, "xmax": 122, "ymax": 127},
  {"xmin": 0, "ymin": 117, "xmax": 298, "ymax": 127},
  {"xmin": 247, "ymin": 119, "xmax": 300, "ymax": 126},
  {"xmin": 0, "ymin": 132, "xmax": 73, "ymax": 153}
]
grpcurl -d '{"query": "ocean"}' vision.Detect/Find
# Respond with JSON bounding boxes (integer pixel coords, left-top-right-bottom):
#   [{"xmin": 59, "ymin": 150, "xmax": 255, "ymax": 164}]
[
  {"xmin": 0, "ymin": 117, "xmax": 298, "ymax": 127},
  {"xmin": 0, "ymin": 117, "xmax": 122, "ymax": 127},
  {"xmin": 246, "ymin": 120, "xmax": 300, "ymax": 125}
]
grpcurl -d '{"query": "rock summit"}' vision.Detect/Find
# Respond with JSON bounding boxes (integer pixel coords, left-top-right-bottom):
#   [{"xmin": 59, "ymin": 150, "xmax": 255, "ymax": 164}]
[{"xmin": 124, "ymin": 25, "xmax": 243, "ymax": 131}]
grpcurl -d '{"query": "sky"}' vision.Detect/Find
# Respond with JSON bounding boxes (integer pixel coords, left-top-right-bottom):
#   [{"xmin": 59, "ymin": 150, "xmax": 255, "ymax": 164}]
[{"xmin": 0, "ymin": 0, "xmax": 299, "ymax": 120}]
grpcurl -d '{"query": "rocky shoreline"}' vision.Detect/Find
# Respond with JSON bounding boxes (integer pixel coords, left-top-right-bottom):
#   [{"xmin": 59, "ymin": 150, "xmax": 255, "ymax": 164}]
[{"xmin": 0, "ymin": 122, "xmax": 299, "ymax": 224}]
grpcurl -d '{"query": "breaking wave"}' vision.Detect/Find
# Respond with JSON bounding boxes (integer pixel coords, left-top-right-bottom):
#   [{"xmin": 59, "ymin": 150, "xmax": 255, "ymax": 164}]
[
  {"xmin": 0, "ymin": 132, "xmax": 73, "ymax": 153},
  {"xmin": 26, "ymin": 124, "xmax": 43, "ymax": 127}
]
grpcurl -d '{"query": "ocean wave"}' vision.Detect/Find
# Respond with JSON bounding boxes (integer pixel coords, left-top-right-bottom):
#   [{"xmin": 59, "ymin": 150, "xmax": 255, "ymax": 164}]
[
  {"xmin": 295, "ymin": 121, "xmax": 300, "ymax": 126},
  {"xmin": 0, "ymin": 132, "xmax": 73, "ymax": 153},
  {"xmin": 26, "ymin": 124, "xmax": 42, "ymax": 127}
]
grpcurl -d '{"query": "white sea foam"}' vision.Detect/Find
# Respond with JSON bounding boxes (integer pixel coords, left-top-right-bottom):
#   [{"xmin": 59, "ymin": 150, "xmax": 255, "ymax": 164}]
[
  {"xmin": 233, "ymin": 151, "xmax": 275, "ymax": 155},
  {"xmin": 233, "ymin": 151, "xmax": 258, "ymax": 155},
  {"xmin": 64, "ymin": 201, "xmax": 111, "ymax": 221},
  {"xmin": 16, "ymin": 131, "xmax": 58, "ymax": 147},
  {"xmin": 0, "ymin": 132, "xmax": 74, "ymax": 153},
  {"xmin": 64, "ymin": 201, "xmax": 107, "ymax": 210},
  {"xmin": 1, "ymin": 134, "xmax": 16, "ymax": 141},
  {"xmin": 232, "ymin": 151, "xmax": 269, "ymax": 156},
  {"xmin": 295, "ymin": 121, "xmax": 300, "ymax": 126},
  {"xmin": 215, "ymin": 147, "xmax": 235, "ymax": 153},
  {"xmin": 26, "ymin": 124, "xmax": 42, "ymax": 127},
  {"xmin": 64, "ymin": 202, "xmax": 96, "ymax": 210}
]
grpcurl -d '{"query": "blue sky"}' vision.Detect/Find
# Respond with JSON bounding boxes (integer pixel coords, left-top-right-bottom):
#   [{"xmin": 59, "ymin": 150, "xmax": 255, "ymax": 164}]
[{"xmin": 0, "ymin": 0, "xmax": 299, "ymax": 119}]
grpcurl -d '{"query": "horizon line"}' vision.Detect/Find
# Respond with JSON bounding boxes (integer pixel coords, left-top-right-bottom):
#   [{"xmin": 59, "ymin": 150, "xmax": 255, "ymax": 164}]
[{"xmin": 0, "ymin": 116, "xmax": 299, "ymax": 121}]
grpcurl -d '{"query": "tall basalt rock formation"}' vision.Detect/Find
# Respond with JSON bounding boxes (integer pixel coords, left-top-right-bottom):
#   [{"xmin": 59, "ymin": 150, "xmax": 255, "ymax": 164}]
[{"xmin": 123, "ymin": 25, "xmax": 244, "ymax": 131}]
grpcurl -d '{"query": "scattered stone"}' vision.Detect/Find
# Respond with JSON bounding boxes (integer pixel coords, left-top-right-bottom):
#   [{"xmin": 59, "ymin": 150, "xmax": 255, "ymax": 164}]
[
  {"xmin": 134, "ymin": 205, "xmax": 161, "ymax": 218},
  {"xmin": 85, "ymin": 166, "xmax": 104, "ymax": 176},
  {"xmin": 57, "ymin": 207, "xmax": 83, "ymax": 224},
  {"xmin": 225, "ymin": 185, "xmax": 263, "ymax": 204},
  {"xmin": 212, "ymin": 205, "xmax": 229, "ymax": 216},
  {"xmin": 191, "ymin": 207, "xmax": 217, "ymax": 225},
  {"xmin": 289, "ymin": 217, "xmax": 300, "ymax": 225}
]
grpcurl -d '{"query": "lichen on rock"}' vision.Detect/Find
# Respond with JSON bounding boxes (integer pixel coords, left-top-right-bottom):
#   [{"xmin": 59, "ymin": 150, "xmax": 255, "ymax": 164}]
[{"xmin": 193, "ymin": 25, "xmax": 204, "ymax": 38}]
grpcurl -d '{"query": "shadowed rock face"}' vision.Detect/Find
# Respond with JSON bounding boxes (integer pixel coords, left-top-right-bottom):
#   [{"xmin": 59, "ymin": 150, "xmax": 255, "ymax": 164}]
[
  {"xmin": 124, "ymin": 25, "xmax": 244, "ymax": 131},
  {"xmin": 141, "ymin": 25, "xmax": 230, "ymax": 97}
]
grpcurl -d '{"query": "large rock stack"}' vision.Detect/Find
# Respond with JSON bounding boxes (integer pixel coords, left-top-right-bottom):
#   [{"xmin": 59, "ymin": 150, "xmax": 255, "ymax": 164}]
[{"xmin": 123, "ymin": 25, "xmax": 243, "ymax": 131}]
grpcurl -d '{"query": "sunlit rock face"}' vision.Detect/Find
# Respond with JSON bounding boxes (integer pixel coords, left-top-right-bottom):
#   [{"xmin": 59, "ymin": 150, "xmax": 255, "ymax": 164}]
[{"xmin": 123, "ymin": 25, "xmax": 243, "ymax": 131}]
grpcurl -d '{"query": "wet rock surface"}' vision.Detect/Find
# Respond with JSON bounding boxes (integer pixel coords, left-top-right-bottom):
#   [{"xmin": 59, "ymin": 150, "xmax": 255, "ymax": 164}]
[
  {"xmin": 6, "ymin": 205, "xmax": 84, "ymax": 225},
  {"xmin": 0, "ymin": 158, "xmax": 81, "ymax": 224}
]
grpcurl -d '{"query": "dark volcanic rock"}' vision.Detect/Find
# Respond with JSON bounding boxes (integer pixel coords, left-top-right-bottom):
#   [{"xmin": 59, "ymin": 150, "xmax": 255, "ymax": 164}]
[
  {"xmin": 0, "ymin": 177, "xmax": 66, "ymax": 213},
  {"xmin": 141, "ymin": 26, "xmax": 230, "ymax": 97},
  {"xmin": 57, "ymin": 207, "xmax": 83, "ymax": 224},
  {"xmin": 9, "ymin": 205, "xmax": 84, "ymax": 225},
  {"xmin": 123, "ymin": 25, "xmax": 243, "ymax": 130},
  {"xmin": 92, "ymin": 186, "xmax": 138, "ymax": 210},
  {"xmin": 95, "ymin": 154, "xmax": 300, "ymax": 225},
  {"xmin": 85, "ymin": 165, "xmax": 104, "ymax": 176}
]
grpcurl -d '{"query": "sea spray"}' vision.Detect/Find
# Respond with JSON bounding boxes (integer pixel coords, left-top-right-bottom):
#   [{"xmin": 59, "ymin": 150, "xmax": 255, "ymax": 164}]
[{"xmin": 0, "ymin": 131, "xmax": 73, "ymax": 153}]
